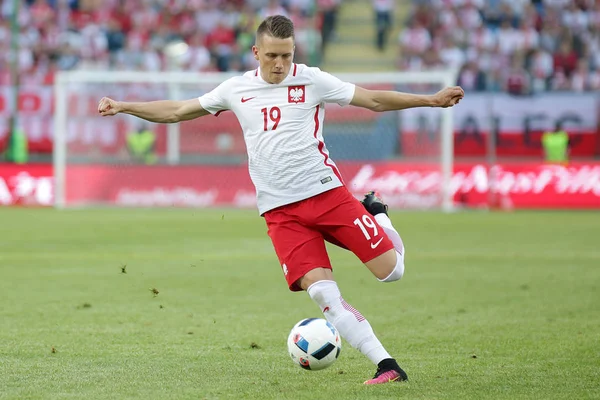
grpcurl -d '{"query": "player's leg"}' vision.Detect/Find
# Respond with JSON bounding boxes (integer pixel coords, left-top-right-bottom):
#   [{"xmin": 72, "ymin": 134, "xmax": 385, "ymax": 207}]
[
  {"xmin": 306, "ymin": 188, "xmax": 408, "ymax": 384},
  {"xmin": 300, "ymin": 188, "xmax": 408, "ymax": 384},
  {"xmin": 282, "ymin": 237, "xmax": 396, "ymax": 377},
  {"xmin": 264, "ymin": 203, "xmax": 399, "ymax": 381},
  {"xmin": 301, "ymin": 277, "xmax": 408, "ymax": 384},
  {"xmin": 357, "ymin": 190, "xmax": 409, "ymax": 384}
]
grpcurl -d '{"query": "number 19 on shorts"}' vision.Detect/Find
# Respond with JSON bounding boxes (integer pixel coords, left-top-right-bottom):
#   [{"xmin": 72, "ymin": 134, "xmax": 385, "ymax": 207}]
[{"xmin": 353, "ymin": 215, "xmax": 379, "ymax": 240}]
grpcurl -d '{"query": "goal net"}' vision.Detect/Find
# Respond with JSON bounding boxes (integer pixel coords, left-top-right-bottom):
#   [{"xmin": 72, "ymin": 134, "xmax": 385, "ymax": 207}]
[{"xmin": 53, "ymin": 69, "xmax": 458, "ymax": 211}]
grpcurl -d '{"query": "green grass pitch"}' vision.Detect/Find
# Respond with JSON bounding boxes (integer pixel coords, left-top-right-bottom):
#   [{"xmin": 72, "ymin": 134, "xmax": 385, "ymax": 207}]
[{"xmin": 0, "ymin": 208, "xmax": 598, "ymax": 400}]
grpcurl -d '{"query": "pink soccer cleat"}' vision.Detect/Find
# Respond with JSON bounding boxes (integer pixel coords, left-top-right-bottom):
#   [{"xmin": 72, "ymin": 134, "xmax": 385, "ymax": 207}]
[{"xmin": 364, "ymin": 359, "xmax": 408, "ymax": 385}]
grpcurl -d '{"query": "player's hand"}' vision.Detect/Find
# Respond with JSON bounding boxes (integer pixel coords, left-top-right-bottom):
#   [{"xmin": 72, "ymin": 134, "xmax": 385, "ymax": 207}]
[
  {"xmin": 433, "ymin": 86, "xmax": 464, "ymax": 108},
  {"xmin": 98, "ymin": 97, "xmax": 121, "ymax": 116}
]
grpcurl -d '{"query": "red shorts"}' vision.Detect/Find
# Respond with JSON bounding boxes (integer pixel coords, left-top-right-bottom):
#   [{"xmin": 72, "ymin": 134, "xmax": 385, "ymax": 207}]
[{"xmin": 263, "ymin": 186, "xmax": 394, "ymax": 291}]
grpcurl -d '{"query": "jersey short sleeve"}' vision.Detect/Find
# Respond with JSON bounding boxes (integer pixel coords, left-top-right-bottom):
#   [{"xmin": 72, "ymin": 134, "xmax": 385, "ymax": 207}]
[
  {"xmin": 198, "ymin": 77, "xmax": 236, "ymax": 115},
  {"xmin": 309, "ymin": 68, "xmax": 356, "ymax": 106}
]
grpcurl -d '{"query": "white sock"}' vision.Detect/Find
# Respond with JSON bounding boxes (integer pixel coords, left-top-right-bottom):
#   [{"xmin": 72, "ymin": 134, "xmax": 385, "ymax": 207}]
[
  {"xmin": 374, "ymin": 213, "xmax": 404, "ymax": 255},
  {"xmin": 307, "ymin": 280, "xmax": 391, "ymax": 365},
  {"xmin": 378, "ymin": 250, "xmax": 405, "ymax": 282}
]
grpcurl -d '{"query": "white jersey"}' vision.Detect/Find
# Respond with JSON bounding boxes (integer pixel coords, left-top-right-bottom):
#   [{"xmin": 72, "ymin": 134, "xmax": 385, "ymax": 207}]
[{"xmin": 198, "ymin": 63, "xmax": 356, "ymax": 214}]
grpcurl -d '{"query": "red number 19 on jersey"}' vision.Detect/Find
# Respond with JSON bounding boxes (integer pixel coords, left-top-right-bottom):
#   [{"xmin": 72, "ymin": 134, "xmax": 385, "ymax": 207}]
[{"xmin": 261, "ymin": 107, "xmax": 281, "ymax": 131}]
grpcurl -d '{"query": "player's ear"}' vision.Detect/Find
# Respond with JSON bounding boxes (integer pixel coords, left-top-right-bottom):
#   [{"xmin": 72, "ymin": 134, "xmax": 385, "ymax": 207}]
[{"xmin": 252, "ymin": 45, "xmax": 259, "ymax": 61}]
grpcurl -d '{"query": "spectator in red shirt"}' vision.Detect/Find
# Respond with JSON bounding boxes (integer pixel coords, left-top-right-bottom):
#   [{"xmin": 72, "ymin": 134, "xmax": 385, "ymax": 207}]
[
  {"xmin": 504, "ymin": 53, "xmax": 531, "ymax": 95},
  {"xmin": 109, "ymin": 2, "xmax": 132, "ymax": 34},
  {"xmin": 553, "ymin": 39, "xmax": 579, "ymax": 77},
  {"xmin": 206, "ymin": 20, "xmax": 236, "ymax": 71}
]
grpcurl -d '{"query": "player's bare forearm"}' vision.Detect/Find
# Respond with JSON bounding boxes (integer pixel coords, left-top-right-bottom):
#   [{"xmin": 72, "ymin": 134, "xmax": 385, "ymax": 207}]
[
  {"xmin": 369, "ymin": 91, "xmax": 436, "ymax": 111},
  {"xmin": 98, "ymin": 97, "xmax": 209, "ymax": 123},
  {"xmin": 351, "ymin": 86, "xmax": 464, "ymax": 112},
  {"xmin": 119, "ymin": 100, "xmax": 182, "ymax": 123}
]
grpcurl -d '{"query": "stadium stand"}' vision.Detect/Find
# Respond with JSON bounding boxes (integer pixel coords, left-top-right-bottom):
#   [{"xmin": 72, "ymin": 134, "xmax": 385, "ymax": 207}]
[
  {"xmin": 399, "ymin": 0, "xmax": 600, "ymax": 93},
  {"xmin": 0, "ymin": 0, "xmax": 322, "ymax": 84},
  {"xmin": 1, "ymin": 0, "xmax": 598, "ymax": 93}
]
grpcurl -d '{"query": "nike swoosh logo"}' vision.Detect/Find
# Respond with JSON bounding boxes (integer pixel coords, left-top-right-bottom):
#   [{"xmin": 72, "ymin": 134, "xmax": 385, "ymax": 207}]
[
  {"xmin": 370, "ymin": 237, "xmax": 384, "ymax": 249},
  {"xmin": 241, "ymin": 97, "xmax": 256, "ymax": 103}
]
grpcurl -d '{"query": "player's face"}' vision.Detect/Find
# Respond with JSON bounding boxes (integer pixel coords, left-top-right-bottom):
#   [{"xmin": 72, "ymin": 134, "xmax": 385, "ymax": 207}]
[{"xmin": 253, "ymin": 35, "xmax": 295, "ymax": 84}]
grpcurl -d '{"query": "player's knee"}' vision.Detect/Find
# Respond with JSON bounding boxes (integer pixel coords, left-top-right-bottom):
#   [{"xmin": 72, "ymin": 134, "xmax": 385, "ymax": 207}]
[
  {"xmin": 378, "ymin": 251, "xmax": 404, "ymax": 283},
  {"xmin": 298, "ymin": 267, "xmax": 334, "ymax": 291}
]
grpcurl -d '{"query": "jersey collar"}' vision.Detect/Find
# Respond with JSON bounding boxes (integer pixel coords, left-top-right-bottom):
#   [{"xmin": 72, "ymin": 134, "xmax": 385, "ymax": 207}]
[{"xmin": 255, "ymin": 64, "xmax": 296, "ymax": 84}]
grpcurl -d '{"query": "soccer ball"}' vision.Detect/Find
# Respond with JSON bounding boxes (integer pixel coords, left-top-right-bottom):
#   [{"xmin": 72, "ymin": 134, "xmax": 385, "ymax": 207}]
[{"xmin": 287, "ymin": 318, "xmax": 341, "ymax": 371}]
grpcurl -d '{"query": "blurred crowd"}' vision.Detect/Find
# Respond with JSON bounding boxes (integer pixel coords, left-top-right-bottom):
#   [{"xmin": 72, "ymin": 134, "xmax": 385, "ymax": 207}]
[
  {"xmin": 1, "ymin": 0, "xmax": 599, "ymax": 94},
  {"xmin": 400, "ymin": 0, "xmax": 600, "ymax": 93},
  {"xmin": 0, "ymin": 0, "xmax": 337, "ymax": 85}
]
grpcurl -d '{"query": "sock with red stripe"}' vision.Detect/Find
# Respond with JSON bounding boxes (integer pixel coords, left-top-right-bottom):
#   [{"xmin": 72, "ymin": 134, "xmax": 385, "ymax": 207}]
[{"xmin": 307, "ymin": 280, "xmax": 391, "ymax": 365}]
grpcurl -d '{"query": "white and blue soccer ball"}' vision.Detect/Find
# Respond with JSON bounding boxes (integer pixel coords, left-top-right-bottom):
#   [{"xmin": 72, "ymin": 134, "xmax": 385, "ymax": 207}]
[{"xmin": 287, "ymin": 318, "xmax": 341, "ymax": 371}]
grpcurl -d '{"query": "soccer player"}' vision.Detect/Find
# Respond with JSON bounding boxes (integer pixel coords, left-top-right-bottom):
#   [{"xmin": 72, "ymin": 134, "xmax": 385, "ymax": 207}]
[{"xmin": 98, "ymin": 15, "xmax": 464, "ymax": 385}]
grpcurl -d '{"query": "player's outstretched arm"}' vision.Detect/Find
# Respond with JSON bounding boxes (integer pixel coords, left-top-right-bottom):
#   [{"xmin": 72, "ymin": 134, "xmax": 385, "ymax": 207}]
[
  {"xmin": 350, "ymin": 86, "xmax": 464, "ymax": 112},
  {"xmin": 97, "ymin": 97, "xmax": 210, "ymax": 123}
]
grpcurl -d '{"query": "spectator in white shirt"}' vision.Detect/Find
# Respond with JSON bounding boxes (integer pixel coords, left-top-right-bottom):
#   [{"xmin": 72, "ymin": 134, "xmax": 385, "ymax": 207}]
[
  {"xmin": 529, "ymin": 48, "xmax": 554, "ymax": 92},
  {"xmin": 438, "ymin": 35, "xmax": 465, "ymax": 70},
  {"xmin": 497, "ymin": 19, "xmax": 520, "ymax": 55},
  {"xmin": 399, "ymin": 19, "xmax": 431, "ymax": 58}
]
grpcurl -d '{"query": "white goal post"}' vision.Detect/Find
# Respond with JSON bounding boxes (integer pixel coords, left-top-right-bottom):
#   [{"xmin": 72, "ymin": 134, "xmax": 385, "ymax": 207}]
[{"xmin": 53, "ymin": 69, "xmax": 458, "ymax": 211}]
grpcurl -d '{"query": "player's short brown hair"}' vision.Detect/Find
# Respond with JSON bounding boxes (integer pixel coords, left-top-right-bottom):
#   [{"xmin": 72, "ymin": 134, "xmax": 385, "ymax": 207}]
[{"xmin": 256, "ymin": 15, "xmax": 295, "ymax": 42}]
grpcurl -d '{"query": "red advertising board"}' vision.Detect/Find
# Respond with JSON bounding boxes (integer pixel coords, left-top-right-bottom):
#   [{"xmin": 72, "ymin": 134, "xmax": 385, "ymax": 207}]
[
  {"xmin": 0, "ymin": 164, "xmax": 53, "ymax": 206},
  {"xmin": 341, "ymin": 162, "xmax": 600, "ymax": 209},
  {"xmin": 2, "ymin": 162, "xmax": 599, "ymax": 209},
  {"xmin": 4, "ymin": 162, "xmax": 597, "ymax": 209}
]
